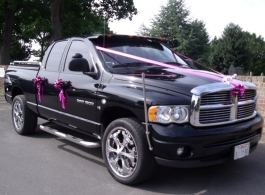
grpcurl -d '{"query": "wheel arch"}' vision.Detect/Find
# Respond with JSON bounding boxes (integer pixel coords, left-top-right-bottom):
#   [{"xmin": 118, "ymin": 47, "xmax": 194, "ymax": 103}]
[
  {"xmin": 100, "ymin": 106, "xmax": 142, "ymax": 135},
  {"xmin": 11, "ymin": 86, "xmax": 24, "ymax": 100}
]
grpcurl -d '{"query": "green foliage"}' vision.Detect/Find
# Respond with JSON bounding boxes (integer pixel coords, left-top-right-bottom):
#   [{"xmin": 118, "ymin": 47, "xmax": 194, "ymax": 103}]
[
  {"xmin": 207, "ymin": 37, "xmax": 224, "ymax": 70},
  {"xmin": 137, "ymin": 0, "xmax": 209, "ymax": 63},
  {"xmin": 0, "ymin": 0, "xmax": 48, "ymax": 62},
  {"xmin": 63, "ymin": 0, "xmax": 113, "ymax": 37},
  {"xmin": 137, "ymin": 24, "xmax": 150, "ymax": 36},
  {"xmin": 222, "ymin": 24, "xmax": 250, "ymax": 72},
  {"xmin": 91, "ymin": 0, "xmax": 137, "ymax": 21},
  {"xmin": 11, "ymin": 1, "xmax": 50, "ymax": 61},
  {"xmin": 186, "ymin": 20, "xmax": 210, "ymax": 63},
  {"xmin": 10, "ymin": 39, "xmax": 31, "ymax": 61},
  {"xmin": 208, "ymin": 23, "xmax": 251, "ymax": 74},
  {"xmin": 0, "ymin": 0, "xmax": 18, "ymax": 10},
  {"xmin": 0, "ymin": 0, "xmax": 136, "ymax": 62},
  {"xmin": 62, "ymin": 0, "xmax": 135, "ymax": 36},
  {"xmin": 243, "ymin": 32, "xmax": 265, "ymax": 75}
]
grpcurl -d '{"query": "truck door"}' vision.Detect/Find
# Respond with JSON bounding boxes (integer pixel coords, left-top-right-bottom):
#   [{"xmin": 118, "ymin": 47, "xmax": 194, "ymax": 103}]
[
  {"xmin": 37, "ymin": 40, "xmax": 68, "ymax": 120},
  {"xmin": 57, "ymin": 40, "xmax": 100, "ymax": 135}
]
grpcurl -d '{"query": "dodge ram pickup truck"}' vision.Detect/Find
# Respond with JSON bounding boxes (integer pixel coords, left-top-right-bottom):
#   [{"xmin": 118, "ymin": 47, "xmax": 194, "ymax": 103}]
[{"xmin": 4, "ymin": 35, "xmax": 264, "ymax": 184}]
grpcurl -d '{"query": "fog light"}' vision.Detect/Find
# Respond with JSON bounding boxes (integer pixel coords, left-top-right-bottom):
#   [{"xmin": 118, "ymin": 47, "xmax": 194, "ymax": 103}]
[{"xmin": 177, "ymin": 147, "xmax": 184, "ymax": 155}]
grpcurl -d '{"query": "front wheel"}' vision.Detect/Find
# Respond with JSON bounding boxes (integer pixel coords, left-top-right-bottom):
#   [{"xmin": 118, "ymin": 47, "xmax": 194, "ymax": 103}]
[
  {"xmin": 12, "ymin": 95, "xmax": 37, "ymax": 135},
  {"xmin": 102, "ymin": 118, "xmax": 157, "ymax": 185}
]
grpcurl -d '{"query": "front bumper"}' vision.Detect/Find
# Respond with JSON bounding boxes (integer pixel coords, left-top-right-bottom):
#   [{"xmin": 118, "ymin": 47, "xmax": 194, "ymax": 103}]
[{"xmin": 150, "ymin": 113, "xmax": 264, "ymax": 168}]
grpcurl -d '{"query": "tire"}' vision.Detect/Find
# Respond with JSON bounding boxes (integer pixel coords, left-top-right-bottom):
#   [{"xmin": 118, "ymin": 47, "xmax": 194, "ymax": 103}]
[
  {"xmin": 12, "ymin": 95, "xmax": 37, "ymax": 135},
  {"xmin": 102, "ymin": 118, "xmax": 157, "ymax": 185}
]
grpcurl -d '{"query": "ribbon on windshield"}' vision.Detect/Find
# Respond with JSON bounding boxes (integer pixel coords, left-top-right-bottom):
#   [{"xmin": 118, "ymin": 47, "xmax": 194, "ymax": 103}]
[
  {"xmin": 54, "ymin": 79, "xmax": 72, "ymax": 109},
  {"xmin": 96, "ymin": 46, "xmax": 245, "ymax": 97},
  {"xmin": 96, "ymin": 46, "xmax": 223, "ymax": 81},
  {"xmin": 34, "ymin": 76, "xmax": 48, "ymax": 102}
]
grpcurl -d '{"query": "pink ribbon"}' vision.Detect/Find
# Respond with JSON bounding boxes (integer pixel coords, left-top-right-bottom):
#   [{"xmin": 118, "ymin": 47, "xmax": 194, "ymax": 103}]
[
  {"xmin": 54, "ymin": 79, "xmax": 72, "ymax": 109},
  {"xmin": 128, "ymin": 74, "xmax": 177, "ymax": 77},
  {"xmin": 96, "ymin": 46, "xmax": 245, "ymax": 98},
  {"xmin": 222, "ymin": 74, "xmax": 245, "ymax": 97},
  {"xmin": 230, "ymin": 83, "xmax": 245, "ymax": 97},
  {"xmin": 96, "ymin": 46, "xmax": 223, "ymax": 81},
  {"xmin": 34, "ymin": 76, "xmax": 48, "ymax": 102}
]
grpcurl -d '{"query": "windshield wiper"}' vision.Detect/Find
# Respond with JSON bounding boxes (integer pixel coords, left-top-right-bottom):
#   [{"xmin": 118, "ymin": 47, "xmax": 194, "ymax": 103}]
[
  {"xmin": 112, "ymin": 62, "xmax": 152, "ymax": 68},
  {"xmin": 164, "ymin": 62, "xmax": 188, "ymax": 67}
]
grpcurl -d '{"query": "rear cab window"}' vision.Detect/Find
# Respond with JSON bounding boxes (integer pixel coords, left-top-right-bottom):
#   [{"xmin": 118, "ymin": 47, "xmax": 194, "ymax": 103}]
[{"xmin": 45, "ymin": 41, "xmax": 68, "ymax": 71}]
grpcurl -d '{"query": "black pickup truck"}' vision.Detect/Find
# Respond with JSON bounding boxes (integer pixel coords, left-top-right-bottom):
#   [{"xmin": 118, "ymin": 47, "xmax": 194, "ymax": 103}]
[{"xmin": 4, "ymin": 35, "xmax": 264, "ymax": 184}]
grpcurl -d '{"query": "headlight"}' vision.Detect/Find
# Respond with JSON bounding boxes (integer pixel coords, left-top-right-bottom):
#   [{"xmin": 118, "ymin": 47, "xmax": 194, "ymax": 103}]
[{"xmin": 148, "ymin": 105, "xmax": 189, "ymax": 124}]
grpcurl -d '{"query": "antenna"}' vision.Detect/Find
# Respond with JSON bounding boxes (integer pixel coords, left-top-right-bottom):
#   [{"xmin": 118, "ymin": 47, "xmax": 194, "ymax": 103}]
[{"xmin": 103, "ymin": 18, "xmax": 106, "ymax": 48}]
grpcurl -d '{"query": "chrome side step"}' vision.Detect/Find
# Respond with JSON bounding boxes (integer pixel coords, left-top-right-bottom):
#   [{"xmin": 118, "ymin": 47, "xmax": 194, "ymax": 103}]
[{"xmin": 40, "ymin": 125, "xmax": 101, "ymax": 148}]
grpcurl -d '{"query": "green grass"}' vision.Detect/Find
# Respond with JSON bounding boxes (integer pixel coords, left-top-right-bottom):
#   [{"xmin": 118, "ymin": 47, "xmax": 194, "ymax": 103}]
[{"xmin": 0, "ymin": 88, "xmax": 4, "ymax": 94}]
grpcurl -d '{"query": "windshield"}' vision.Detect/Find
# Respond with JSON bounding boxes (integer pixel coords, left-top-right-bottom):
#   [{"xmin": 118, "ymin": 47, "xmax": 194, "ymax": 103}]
[{"xmin": 91, "ymin": 36, "xmax": 189, "ymax": 74}]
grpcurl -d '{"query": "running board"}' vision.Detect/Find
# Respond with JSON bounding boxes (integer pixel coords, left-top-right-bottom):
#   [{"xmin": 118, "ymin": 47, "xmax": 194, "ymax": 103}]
[{"xmin": 40, "ymin": 125, "xmax": 101, "ymax": 148}]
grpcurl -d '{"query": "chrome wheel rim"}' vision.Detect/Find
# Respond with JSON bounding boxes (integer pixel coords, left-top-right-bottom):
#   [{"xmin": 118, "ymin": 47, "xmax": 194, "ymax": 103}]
[
  {"xmin": 13, "ymin": 101, "xmax": 24, "ymax": 131},
  {"xmin": 106, "ymin": 127, "xmax": 138, "ymax": 178}
]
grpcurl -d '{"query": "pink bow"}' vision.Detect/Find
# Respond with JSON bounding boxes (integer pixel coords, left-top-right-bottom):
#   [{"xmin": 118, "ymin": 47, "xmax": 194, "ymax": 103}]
[
  {"xmin": 230, "ymin": 83, "xmax": 245, "ymax": 97},
  {"xmin": 34, "ymin": 76, "xmax": 48, "ymax": 102},
  {"xmin": 54, "ymin": 79, "xmax": 72, "ymax": 109}
]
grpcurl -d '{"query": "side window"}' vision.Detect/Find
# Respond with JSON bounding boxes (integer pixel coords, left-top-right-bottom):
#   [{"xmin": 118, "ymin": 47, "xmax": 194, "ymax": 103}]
[
  {"xmin": 64, "ymin": 41, "xmax": 92, "ymax": 72},
  {"xmin": 45, "ymin": 41, "xmax": 68, "ymax": 71}
]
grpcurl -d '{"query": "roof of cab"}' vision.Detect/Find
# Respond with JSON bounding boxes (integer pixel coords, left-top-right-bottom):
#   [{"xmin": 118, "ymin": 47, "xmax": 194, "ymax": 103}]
[
  {"xmin": 53, "ymin": 34, "xmax": 167, "ymax": 43},
  {"xmin": 87, "ymin": 34, "xmax": 167, "ymax": 42}
]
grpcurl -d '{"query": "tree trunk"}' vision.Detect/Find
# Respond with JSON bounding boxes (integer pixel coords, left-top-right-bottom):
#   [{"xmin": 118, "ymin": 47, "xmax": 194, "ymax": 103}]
[
  {"xmin": 0, "ymin": 4, "xmax": 15, "ymax": 65},
  {"xmin": 50, "ymin": 0, "xmax": 65, "ymax": 43}
]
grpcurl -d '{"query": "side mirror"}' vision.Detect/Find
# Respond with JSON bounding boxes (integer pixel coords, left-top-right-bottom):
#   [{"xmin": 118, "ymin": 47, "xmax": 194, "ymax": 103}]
[
  {"xmin": 72, "ymin": 53, "xmax": 83, "ymax": 59},
  {"xmin": 185, "ymin": 59, "xmax": 195, "ymax": 68},
  {"xmin": 68, "ymin": 53, "xmax": 90, "ymax": 72}
]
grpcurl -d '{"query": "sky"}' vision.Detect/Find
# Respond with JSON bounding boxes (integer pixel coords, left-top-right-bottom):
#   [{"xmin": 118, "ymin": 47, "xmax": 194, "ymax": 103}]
[{"xmin": 108, "ymin": 0, "xmax": 265, "ymax": 40}]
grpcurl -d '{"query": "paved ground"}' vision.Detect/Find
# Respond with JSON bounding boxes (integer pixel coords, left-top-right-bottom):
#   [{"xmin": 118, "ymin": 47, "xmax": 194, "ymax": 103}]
[
  {"xmin": 0, "ymin": 95, "xmax": 265, "ymax": 195},
  {"xmin": 0, "ymin": 93, "xmax": 11, "ymax": 111}
]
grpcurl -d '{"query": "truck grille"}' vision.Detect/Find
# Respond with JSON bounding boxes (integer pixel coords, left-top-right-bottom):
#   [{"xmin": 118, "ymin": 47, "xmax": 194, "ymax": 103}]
[
  {"xmin": 237, "ymin": 103, "xmax": 256, "ymax": 119},
  {"xmin": 191, "ymin": 85, "xmax": 257, "ymax": 127},
  {"xmin": 238, "ymin": 89, "xmax": 256, "ymax": 101},
  {"xmin": 200, "ymin": 91, "xmax": 231, "ymax": 105},
  {"xmin": 200, "ymin": 107, "xmax": 230, "ymax": 124}
]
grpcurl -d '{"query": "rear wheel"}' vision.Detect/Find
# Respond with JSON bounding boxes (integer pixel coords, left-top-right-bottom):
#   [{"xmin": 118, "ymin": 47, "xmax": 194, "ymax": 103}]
[
  {"xmin": 102, "ymin": 118, "xmax": 157, "ymax": 185},
  {"xmin": 12, "ymin": 95, "xmax": 37, "ymax": 135}
]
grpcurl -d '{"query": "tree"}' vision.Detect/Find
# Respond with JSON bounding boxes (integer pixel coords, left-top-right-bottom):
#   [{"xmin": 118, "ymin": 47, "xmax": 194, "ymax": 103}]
[
  {"xmin": 0, "ymin": 0, "xmax": 137, "ymax": 63},
  {"xmin": 186, "ymin": 20, "xmax": 210, "ymax": 62},
  {"xmin": 137, "ymin": 0, "xmax": 209, "ymax": 63},
  {"xmin": 19, "ymin": 0, "xmax": 115, "ymax": 61},
  {"xmin": 137, "ymin": 24, "xmax": 151, "ymax": 37},
  {"xmin": 10, "ymin": 39, "xmax": 31, "ymax": 61},
  {"xmin": 0, "ymin": 0, "xmax": 17, "ymax": 64},
  {"xmin": 15, "ymin": 1, "xmax": 51, "ymax": 61},
  {"xmin": 244, "ymin": 32, "xmax": 265, "ymax": 75},
  {"xmin": 208, "ymin": 23, "xmax": 251, "ymax": 74},
  {"xmin": 0, "ymin": 0, "xmax": 47, "ymax": 64},
  {"xmin": 49, "ymin": 0, "xmax": 138, "ymax": 43},
  {"xmin": 207, "ymin": 37, "xmax": 224, "ymax": 71},
  {"xmin": 10, "ymin": 1, "xmax": 50, "ymax": 61},
  {"xmin": 63, "ymin": 0, "xmax": 113, "ymax": 37}
]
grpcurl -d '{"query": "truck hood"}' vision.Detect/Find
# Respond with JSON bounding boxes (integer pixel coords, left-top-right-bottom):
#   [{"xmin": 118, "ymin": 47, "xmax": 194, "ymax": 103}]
[{"xmin": 112, "ymin": 67, "xmax": 224, "ymax": 96}]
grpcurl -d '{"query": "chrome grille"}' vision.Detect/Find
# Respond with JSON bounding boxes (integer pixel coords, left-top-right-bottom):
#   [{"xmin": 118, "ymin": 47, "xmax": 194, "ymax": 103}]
[
  {"xmin": 191, "ymin": 82, "xmax": 257, "ymax": 127},
  {"xmin": 238, "ymin": 89, "xmax": 256, "ymax": 102},
  {"xmin": 200, "ymin": 107, "xmax": 230, "ymax": 124},
  {"xmin": 237, "ymin": 103, "xmax": 256, "ymax": 119},
  {"xmin": 200, "ymin": 91, "xmax": 231, "ymax": 105}
]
